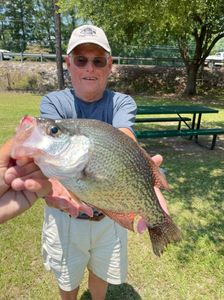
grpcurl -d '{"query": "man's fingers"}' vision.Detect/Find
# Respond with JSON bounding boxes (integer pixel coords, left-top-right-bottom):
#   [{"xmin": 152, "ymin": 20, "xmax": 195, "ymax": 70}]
[
  {"xmin": 151, "ymin": 154, "xmax": 163, "ymax": 167},
  {"xmin": 4, "ymin": 162, "xmax": 40, "ymax": 184},
  {"xmin": 24, "ymin": 178, "xmax": 52, "ymax": 197},
  {"xmin": 10, "ymin": 176, "xmax": 52, "ymax": 196},
  {"xmin": 0, "ymin": 139, "xmax": 13, "ymax": 168},
  {"xmin": 6, "ymin": 168, "xmax": 51, "ymax": 198}
]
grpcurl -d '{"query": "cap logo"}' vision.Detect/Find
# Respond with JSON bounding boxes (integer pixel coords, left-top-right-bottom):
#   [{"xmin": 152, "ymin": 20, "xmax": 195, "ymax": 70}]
[{"xmin": 79, "ymin": 27, "xmax": 97, "ymax": 37}]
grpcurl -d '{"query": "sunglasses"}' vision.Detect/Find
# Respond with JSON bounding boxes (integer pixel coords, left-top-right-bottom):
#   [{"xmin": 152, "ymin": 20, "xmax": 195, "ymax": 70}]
[{"xmin": 72, "ymin": 55, "xmax": 108, "ymax": 68}]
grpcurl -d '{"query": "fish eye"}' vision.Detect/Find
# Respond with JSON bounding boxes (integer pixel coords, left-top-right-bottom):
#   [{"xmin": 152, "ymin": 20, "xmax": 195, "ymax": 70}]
[{"xmin": 47, "ymin": 126, "xmax": 61, "ymax": 137}]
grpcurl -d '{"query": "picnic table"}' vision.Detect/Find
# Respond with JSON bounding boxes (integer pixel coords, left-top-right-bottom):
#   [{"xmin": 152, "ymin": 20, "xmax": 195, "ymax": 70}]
[{"xmin": 135, "ymin": 105, "xmax": 224, "ymax": 149}]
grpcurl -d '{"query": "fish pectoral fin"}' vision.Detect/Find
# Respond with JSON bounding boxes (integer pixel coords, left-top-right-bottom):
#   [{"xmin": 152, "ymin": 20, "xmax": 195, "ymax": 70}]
[
  {"xmin": 147, "ymin": 215, "xmax": 181, "ymax": 256},
  {"xmin": 82, "ymin": 168, "xmax": 107, "ymax": 182}
]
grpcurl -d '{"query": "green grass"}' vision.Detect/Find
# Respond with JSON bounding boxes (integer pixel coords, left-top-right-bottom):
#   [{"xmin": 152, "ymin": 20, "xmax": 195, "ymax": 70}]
[
  {"xmin": 0, "ymin": 91, "xmax": 224, "ymax": 300},
  {"xmin": 0, "ymin": 92, "xmax": 41, "ymax": 144}
]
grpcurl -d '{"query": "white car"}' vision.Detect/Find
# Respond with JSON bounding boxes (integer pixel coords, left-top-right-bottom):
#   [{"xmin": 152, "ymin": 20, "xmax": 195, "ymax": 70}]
[
  {"xmin": 205, "ymin": 52, "xmax": 224, "ymax": 68},
  {"xmin": 0, "ymin": 49, "xmax": 12, "ymax": 60}
]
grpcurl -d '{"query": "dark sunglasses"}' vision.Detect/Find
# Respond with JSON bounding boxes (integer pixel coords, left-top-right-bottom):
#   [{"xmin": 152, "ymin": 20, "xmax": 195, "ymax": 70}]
[{"xmin": 73, "ymin": 55, "xmax": 108, "ymax": 68}]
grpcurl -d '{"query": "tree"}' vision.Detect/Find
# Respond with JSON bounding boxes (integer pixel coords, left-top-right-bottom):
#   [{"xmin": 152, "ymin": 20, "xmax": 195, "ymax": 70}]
[
  {"xmin": 0, "ymin": 0, "xmax": 73, "ymax": 53},
  {"xmin": 1, "ymin": 0, "xmax": 36, "ymax": 51},
  {"xmin": 158, "ymin": 0, "xmax": 224, "ymax": 95},
  {"xmin": 57, "ymin": 0, "xmax": 155, "ymax": 54},
  {"xmin": 58, "ymin": 0, "xmax": 224, "ymax": 95},
  {"xmin": 52, "ymin": 0, "xmax": 64, "ymax": 89},
  {"xmin": 33, "ymin": 0, "xmax": 56, "ymax": 52}
]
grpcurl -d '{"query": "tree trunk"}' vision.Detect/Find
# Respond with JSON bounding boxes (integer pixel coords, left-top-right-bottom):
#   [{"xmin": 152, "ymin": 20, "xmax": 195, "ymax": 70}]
[
  {"xmin": 53, "ymin": 1, "xmax": 64, "ymax": 90},
  {"xmin": 184, "ymin": 64, "xmax": 199, "ymax": 96}
]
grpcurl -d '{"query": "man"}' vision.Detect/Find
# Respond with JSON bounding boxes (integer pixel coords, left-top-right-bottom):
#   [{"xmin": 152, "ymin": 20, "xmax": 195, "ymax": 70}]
[
  {"xmin": 40, "ymin": 24, "xmax": 135, "ymax": 300},
  {"xmin": 0, "ymin": 24, "xmax": 168, "ymax": 300},
  {"xmin": 39, "ymin": 24, "xmax": 169, "ymax": 300}
]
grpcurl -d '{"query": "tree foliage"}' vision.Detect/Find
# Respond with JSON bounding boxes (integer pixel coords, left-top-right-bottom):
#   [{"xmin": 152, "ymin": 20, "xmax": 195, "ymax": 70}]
[
  {"xmin": 58, "ymin": 0, "xmax": 224, "ymax": 95},
  {"xmin": 57, "ymin": 0, "xmax": 158, "ymax": 55},
  {"xmin": 0, "ymin": 0, "xmax": 78, "ymax": 53},
  {"xmin": 1, "ymin": 0, "xmax": 36, "ymax": 51},
  {"xmin": 1, "ymin": 0, "xmax": 224, "ymax": 95},
  {"xmin": 32, "ymin": 0, "xmax": 55, "ymax": 52},
  {"xmin": 156, "ymin": 0, "xmax": 224, "ymax": 94}
]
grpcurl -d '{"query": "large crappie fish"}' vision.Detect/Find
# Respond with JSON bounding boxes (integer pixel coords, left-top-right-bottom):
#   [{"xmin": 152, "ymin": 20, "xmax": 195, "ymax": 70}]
[{"xmin": 12, "ymin": 116, "xmax": 181, "ymax": 256}]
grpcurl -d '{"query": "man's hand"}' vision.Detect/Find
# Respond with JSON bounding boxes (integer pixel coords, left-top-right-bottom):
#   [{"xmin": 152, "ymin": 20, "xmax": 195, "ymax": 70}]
[
  {"xmin": 2, "ymin": 139, "xmax": 93, "ymax": 219},
  {"xmin": 150, "ymin": 154, "xmax": 169, "ymax": 214},
  {"xmin": 0, "ymin": 140, "xmax": 52, "ymax": 223},
  {"xmin": 4, "ymin": 157, "xmax": 52, "ymax": 199}
]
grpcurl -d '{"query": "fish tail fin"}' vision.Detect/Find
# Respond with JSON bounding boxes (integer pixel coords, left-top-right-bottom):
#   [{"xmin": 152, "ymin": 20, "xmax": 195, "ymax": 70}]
[{"xmin": 148, "ymin": 215, "xmax": 181, "ymax": 256}]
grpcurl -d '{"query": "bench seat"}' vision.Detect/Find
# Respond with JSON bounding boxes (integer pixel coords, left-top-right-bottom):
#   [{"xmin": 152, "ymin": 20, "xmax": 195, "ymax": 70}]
[
  {"xmin": 135, "ymin": 128, "xmax": 224, "ymax": 149},
  {"xmin": 135, "ymin": 117, "xmax": 191, "ymax": 123},
  {"xmin": 135, "ymin": 116, "xmax": 191, "ymax": 130}
]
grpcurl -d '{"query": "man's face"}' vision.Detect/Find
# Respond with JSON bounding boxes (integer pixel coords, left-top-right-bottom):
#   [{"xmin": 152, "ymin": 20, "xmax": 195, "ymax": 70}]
[{"xmin": 66, "ymin": 44, "xmax": 112, "ymax": 102}]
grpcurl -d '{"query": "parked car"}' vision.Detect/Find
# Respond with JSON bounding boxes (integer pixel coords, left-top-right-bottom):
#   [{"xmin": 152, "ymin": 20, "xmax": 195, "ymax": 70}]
[
  {"xmin": 205, "ymin": 51, "xmax": 224, "ymax": 68},
  {"xmin": 0, "ymin": 49, "xmax": 12, "ymax": 60}
]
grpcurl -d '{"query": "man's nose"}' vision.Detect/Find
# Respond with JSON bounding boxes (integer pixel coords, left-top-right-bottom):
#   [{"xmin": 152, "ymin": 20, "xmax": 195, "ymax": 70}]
[{"xmin": 86, "ymin": 60, "xmax": 95, "ymax": 72}]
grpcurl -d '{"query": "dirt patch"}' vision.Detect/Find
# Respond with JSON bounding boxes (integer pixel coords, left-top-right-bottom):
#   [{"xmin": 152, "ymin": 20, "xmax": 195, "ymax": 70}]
[{"xmin": 140, "ymin": 135, "xmax": 224, "ymax": 158}]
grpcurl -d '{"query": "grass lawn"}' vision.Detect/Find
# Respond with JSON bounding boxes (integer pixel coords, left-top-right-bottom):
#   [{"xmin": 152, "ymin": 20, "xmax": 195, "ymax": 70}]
[{"xmin": 0, "ymin": 91, "xmax": 224, "ymax": 300}]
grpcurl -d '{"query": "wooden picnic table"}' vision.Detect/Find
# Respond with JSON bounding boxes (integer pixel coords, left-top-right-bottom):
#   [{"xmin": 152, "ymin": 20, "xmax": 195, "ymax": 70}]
[{"xmin": 135, "ymin": 105, "xmax": 223, "ymax": 149}]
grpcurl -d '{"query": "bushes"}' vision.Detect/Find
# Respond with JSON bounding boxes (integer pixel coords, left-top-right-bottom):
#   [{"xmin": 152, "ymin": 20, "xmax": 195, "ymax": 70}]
[
  {"xmin": 1, "ymin": 72, "xmax": 49, "ymax": 92},
  {"xmin": 10, "ymin": 74, "xmax": 40, "ymax": 91},
  {"xmin": 0, "ymin": 61, "xmax": 223, "ymax": 95},
  {"xmin": 108, "ymin": 65, "xmax": 187, "ymax": 94},
  {"xmin": 108, "ymin": 65, "xmax": 224, "ymax": 95},
  {"xmin": 0, "ymin": 62, "xmax": 57, "ymax": 93}
]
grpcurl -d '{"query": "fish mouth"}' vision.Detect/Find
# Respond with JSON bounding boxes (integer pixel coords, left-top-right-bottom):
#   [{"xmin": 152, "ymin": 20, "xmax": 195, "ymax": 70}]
[
  {"xmin": 17, "ymin": 115, "xmax": 36, "ymax": 138},
  {"xmin": 12, "ymin": 115, "xmax": 44, "ymax": 159}
]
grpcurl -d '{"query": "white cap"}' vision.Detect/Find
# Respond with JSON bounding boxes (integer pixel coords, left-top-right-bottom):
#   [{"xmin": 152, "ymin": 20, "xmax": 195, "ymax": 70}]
[{"xmin": 67, "ymin": 25, "xmax": 111, "ymax": 55}]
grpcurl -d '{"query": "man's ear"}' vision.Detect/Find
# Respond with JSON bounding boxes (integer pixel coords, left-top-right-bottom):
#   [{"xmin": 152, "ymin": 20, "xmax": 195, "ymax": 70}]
[
  {"xmin": 107, "ymin": 55, "xmax": 113, "ymax": 73},
  {"xmin": 108, "ymin": 55, "xmax": 113, "ymax": 67},
  {"xmin": 65, "ymin": 55, "xmax": 71, "ymax": 69}
]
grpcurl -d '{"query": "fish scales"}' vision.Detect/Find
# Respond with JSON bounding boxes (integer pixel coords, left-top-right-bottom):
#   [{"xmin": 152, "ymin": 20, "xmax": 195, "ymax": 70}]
[
  {"xmin": 62, "ymin": 119, "xmax": 162, "ymax": 224},
  {"xmin": 12, "ymin": 116, "xmax": 181, "ymax": 256}
]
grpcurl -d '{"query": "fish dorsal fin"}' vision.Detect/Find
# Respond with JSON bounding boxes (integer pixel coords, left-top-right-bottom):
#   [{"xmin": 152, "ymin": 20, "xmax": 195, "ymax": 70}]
[
  {"xmin": 141, "ymin": 148, "xmax": 170, "ymax": 190},
  {"xmin": 148, "ymin": 155, "xmax": 170, "ymax": 190}
]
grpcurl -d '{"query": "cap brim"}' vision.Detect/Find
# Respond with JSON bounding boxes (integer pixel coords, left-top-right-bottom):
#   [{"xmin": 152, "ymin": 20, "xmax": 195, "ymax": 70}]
[{"xmin": 67, "ymin": 40, "xmax": 111, "ymax": 54}]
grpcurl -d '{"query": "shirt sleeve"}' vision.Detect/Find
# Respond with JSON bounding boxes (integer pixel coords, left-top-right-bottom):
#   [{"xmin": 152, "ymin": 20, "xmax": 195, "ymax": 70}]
[
  {"xmin": 40, "ymin": 95, "xmax": 63, "ymax": 119},
  {"xmin": 112, "ymin": 93, "xmax": 137, "ymax": 131},
  {"xmin": 39, "ymin": 89, "xmax": 76, "ymax": 119}
]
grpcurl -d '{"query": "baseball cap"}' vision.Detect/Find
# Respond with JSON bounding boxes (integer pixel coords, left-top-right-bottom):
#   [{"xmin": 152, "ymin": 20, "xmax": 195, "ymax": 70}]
[{"xmin": 67, "ymin": 24, "xmax": 111, "ymax": 55}]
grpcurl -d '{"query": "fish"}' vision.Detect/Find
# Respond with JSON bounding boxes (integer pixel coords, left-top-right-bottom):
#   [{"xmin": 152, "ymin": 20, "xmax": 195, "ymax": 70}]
[{"xmin": 12, "ymin": 115, "xmax": 181, "ymax": 256}]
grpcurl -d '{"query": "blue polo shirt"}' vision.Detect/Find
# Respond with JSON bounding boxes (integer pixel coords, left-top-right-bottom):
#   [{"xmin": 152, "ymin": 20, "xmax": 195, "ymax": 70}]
[{"xmin": 40, "ymin": 88, "xmax": 137, "ymax": 131}]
